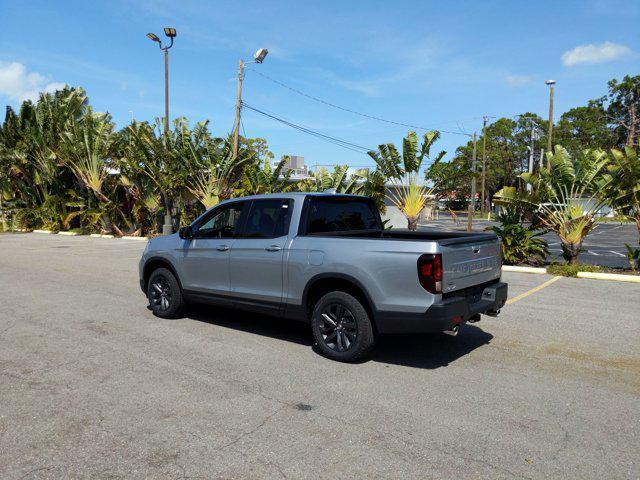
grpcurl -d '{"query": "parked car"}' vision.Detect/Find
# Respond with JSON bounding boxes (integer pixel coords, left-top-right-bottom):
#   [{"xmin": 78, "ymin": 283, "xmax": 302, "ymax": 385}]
[{"xmin": 139, "ymin": 193, "xmax": 507, "ymax": 361}]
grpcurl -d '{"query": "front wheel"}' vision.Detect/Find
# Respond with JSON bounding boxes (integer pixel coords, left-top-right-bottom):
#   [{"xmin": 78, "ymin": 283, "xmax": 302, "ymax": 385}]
[
  {"xmin": 147, "ymin": 267, "xmax": 184, "ymax": 318},
  {"xmin": 311, "ymin": 291, "xmax": 376, "ymax": 362}
]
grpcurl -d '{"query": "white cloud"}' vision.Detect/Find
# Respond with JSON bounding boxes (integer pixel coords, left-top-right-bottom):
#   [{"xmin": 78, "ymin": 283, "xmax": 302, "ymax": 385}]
[
  {"xmin": 561, "ymin": 42, "xmax": 633, "ymax": 67},
  {"xmin": 505, "ymin": 75, "xmax": 533, "ymax": 86},
  {"xmin": 0, "ymin": 61, "xmax": 66, "ymax": 103}
]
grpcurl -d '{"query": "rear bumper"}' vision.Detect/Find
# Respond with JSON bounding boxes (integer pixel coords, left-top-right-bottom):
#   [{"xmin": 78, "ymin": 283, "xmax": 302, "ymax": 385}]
[{"xmin": 375, "ymin": 282, "xmax": 508, "ymax": 334}]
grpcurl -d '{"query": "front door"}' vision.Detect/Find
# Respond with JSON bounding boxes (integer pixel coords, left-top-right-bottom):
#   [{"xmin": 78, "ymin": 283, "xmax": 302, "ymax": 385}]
[
  {"xmin": 229, "ymin": 199, "xmax": 293, "ymax": 313},
  {"xmin": 180, "ymin": 201, "xmax": 247, "ymax": 299}
]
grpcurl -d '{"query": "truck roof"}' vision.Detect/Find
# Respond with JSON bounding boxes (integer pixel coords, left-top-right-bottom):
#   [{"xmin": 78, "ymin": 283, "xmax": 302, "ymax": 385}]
[{"xmin": 217, "ymin": 191, "xmax": 366, "ymax": 203}]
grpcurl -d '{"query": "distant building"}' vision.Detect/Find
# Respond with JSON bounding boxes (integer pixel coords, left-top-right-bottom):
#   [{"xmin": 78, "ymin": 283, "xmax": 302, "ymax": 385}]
[{"xmin": 281, "ymin": 155, "xmax": 311, "ymax": 178}]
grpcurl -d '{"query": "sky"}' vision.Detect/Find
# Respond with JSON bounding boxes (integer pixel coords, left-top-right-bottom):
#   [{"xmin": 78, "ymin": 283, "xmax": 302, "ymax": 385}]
[{"xmin": 0, "ymin": 0, "xmax": 639, "ymax": 169}]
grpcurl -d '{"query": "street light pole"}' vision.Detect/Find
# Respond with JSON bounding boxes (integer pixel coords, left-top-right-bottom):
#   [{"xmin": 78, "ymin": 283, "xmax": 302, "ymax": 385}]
[
  {"xmin": 232, "ymin": 48, "xmax": 269, "ymax": 160},
  {"xmin": 147, "ymin": 27, "xmax": 176, "ymax": 235},
  {"xmin": 546, "ymin": 80, "xmax": 556, "ymax": 155}
]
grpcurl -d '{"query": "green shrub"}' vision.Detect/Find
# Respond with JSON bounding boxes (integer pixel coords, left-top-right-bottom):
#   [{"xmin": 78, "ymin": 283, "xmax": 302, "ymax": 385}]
[
  {"xmin": 546, "ymin": 263, "xmax": 603, "ymax": 277},
  {"xmin": 488, "ymin": 208, "xmax": 549, "ymax": 265}
]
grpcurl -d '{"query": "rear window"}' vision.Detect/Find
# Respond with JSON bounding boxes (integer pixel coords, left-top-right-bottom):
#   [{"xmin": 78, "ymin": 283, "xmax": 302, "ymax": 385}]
[{"xmin": 305, "ymin": 197, "xmax": 381, "ymax": 234}]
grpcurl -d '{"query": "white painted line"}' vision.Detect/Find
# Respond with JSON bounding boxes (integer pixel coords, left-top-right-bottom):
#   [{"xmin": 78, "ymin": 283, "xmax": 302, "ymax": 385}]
[
  {"xmin": 608, "ymin": 250, "xmax": 627, "ymax": 258},
  {"xmin": 577, "ymin": 272, "xmax": 640, "ymax": 283},
  {"xmin": 57, "ymin": 231, "xmax": 80, "ymax": 236},
  {"xmin": 33, "ymin": 230, "xmax": 53, "ymax": 234},
  {"xmin": 587, "ymin": 250, "xmax": 600, "ymax": 256},
  {"xmin": 502, "ymin": 265, "xmax": 547, "ymax": 274}
]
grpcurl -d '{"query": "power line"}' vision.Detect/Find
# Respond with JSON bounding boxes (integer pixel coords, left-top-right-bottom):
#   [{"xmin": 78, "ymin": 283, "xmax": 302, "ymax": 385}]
[
  {"xmin": 242, "ymin": 101, "xmax": 375, "ymax": 154},
  {"xmin": 245, "ymin": 68, "xmax": 472, "ymax": 137}
]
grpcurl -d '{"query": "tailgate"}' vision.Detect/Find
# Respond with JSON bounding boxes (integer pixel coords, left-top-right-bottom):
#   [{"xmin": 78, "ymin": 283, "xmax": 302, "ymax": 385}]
[{"xmin": 440, "ymin": 238, "xmax": 501, "ymax": 293}]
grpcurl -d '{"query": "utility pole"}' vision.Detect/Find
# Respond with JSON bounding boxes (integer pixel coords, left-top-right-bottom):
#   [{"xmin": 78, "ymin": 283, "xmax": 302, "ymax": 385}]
[
  {"xmin": 232, "ymin": 59, "xmax": 244, "ymax": 160},
  {"xmin": 481, "ymin": 116, "xmax": 493, "ymax": 213},
  {"xmin": 546, "ymin": 80, "xmax": 556, "ymax": 154},
  {"xmin": 467, "ymin": 132, "xmax": 477, "ymax": 232}
]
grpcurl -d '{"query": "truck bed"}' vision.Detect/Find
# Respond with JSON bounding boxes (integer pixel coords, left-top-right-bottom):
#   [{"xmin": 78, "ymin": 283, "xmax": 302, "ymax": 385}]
[{"xmin": 305, "ymin": 228, "xmax": 498, "ymax": 245}]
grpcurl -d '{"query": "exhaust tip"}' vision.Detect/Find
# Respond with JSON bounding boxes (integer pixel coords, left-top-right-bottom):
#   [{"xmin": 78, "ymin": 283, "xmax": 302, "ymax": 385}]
[{"xmin": 443, "ymin": 325, "xmax": 459, "ymax": 337}]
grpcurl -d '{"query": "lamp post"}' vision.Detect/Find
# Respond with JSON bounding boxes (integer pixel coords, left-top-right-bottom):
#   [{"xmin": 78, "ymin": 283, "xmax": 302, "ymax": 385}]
[
  {"xmin": 232, "ymin": 48, "xmax": 269, "ymax": 160},
  {"xmin": 147, "ymin": 27, "xmax": 176, "ymax": 235},
  {"xmin": 545, "ymin": 79, "xmax": 555, "ymax": 156}
]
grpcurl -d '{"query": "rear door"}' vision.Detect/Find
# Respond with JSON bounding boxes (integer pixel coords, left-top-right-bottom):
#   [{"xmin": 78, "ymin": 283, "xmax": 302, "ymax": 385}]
[
  {"xmin": 228, "ymin": 198, "xmax": 293, "ymax": 312},
  {"xmin": 180, "ymin": 201, "xmax": 248, "ymax": 298},
  {"xmin": 440, "ymin": 237, "xmax": 502, "ymax": 293}
]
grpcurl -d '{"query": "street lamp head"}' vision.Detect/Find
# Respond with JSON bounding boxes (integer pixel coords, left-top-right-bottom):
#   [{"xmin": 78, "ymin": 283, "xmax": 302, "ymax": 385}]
[
  {"xmin": 253, "ymin": 48, "xmax": 269, "ymax": 63},
  {"xmin": 545, "ymin": 79, "xmax": 556, "ymax": 86},
  {"xmin": 164, "ymin": 27, "xmax": 177, "ymax": 38},
  {"xmin": 146, "ymin": 33, "xmax": 160, "ymax": 42}
]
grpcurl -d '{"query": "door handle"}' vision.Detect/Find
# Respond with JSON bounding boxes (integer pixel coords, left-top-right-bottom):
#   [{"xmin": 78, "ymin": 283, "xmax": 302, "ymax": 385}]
[
  {"xmin": 216, "ymin": 244, "xmax": 230, "ymax": 252},
  {"xmin": 265, "ymin": 245, "xmax": 282, "ymax": 252}
]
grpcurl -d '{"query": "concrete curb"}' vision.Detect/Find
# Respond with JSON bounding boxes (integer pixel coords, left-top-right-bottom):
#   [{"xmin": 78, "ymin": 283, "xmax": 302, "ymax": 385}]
[
  {"xmin": 502, "ymin": 265, "xmax": 547, "ymax": 274},
  {"xmin": 58, "ymin": 231, "xmax": 80, "ymax": 236},
  {"xmin": 89, "ymin": 234, "xmax": 115, "ymax": 239},
  {"xmin": 576, "ymin": 272, "xmax": 640, "ymax": 283},
  {"xmin": 33, "ymin": 229, "xmax": 53, "ymax": 234},
  {"xmin": 121, "ymin": 236, "xmax": 148, "ymax": 241}
]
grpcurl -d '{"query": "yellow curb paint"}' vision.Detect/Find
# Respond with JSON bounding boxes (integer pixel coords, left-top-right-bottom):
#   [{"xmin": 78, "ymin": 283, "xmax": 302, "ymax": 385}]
[{"xmin": 506, "ymin": 276, "xmax": 562, "ymax": 305}]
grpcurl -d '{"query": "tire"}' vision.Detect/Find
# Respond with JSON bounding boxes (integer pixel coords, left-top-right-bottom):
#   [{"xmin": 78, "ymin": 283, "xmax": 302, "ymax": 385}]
[
  {"xmin": 147, "ymin": 267, "xmax": 184, "ymax": 319},
  {"xmin": 311, "ymin": 291, "xmax": 376, "ymax": 362}
]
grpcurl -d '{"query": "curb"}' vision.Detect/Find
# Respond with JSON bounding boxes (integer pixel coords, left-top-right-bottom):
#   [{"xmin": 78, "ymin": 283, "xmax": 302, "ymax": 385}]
[
  {"xmin": 58, "ymin": 231, "xmax": 80, "ymax": 236},
  {"xmin": 89, "ymin": 234, "xmax": 115, "ymax": 239},
  {"xmin": 576, "ymin": 272, "xmax": 640, "ymax": 284},
  {"xmin": 121, "ymin": 236, "xmax": 148, "ymax": 241},
  {"xmin": 502, "ymin": 265, "xmax": 547, "ymax": 274},
  {"xmin": 33, "ymin": 229, "xmax": 53, "ymax": 234}
]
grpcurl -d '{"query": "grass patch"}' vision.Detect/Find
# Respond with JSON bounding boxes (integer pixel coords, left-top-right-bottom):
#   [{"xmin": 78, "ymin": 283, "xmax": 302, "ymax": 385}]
[{"xmin": 546, "ymin": 263, "xmax": 604, "ymax": 277}]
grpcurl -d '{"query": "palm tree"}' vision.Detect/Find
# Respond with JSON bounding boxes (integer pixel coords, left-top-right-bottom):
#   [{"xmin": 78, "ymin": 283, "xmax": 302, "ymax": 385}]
[
  {"xmin": 368, "ymin": 130, "xmax": 445, "ymax": 180},
  {"xmin": 387, "ymin": 174, "xmax": 434, "ymax": 230},
  {"xmin": 58, "ymin": 108, "xmax": 121, "ymax": 234},
  {"xmin": 495, "ymin": 146, "xmax": 611, "ymax": 264},
  {"xmin": 604, "ymin": 147, "xmax": 640, "ymax": 241},
  {"xmin": 239, "ymin": 156, "xmax": 294, "ymax": 196}
]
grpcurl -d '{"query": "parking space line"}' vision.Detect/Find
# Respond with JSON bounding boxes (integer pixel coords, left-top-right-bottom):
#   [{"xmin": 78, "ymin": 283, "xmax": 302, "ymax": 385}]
[
  {"xmin": 506, "ymin": 276, "xmax": 562, "ymax": 305},
  {"xmin": 608, "ymin": 250, "xmax": 627, "ymax": 258}
]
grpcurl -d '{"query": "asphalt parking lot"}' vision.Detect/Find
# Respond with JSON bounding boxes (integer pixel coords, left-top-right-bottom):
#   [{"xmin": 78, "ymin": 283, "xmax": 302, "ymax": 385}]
[
  {"xmin": 1, "ymin": 233, "xmax": 639, "ymax": 479},
  {"xmin": 423, "ymin": 217, "xmax": 637, "ymax": 268}
]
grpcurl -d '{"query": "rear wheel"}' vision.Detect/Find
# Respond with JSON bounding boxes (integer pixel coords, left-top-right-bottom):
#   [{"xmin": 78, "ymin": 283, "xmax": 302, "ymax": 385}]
[
  {"xmin": 311, "ymin": 291, "xmax": 376, "ymax": 362},
  {"xmin": 147, "ymin": 267, "xmax": 184, "ymax": 318}
]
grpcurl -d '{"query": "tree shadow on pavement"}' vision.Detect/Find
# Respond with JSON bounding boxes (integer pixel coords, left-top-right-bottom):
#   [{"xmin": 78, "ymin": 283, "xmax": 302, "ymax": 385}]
[{"xmin": 185, "ymin": 305, "xmax": 492, "ymax": 369}]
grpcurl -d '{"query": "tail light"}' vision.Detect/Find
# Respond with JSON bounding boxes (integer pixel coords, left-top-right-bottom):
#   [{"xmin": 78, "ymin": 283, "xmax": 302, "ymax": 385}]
[{"xmin": 418, "ymin": 253, "xmax": 442, "ymax": 294}]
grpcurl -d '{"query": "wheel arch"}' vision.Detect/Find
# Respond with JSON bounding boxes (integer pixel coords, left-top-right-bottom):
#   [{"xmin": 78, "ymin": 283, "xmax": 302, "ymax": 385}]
[
  {"xmin": 142, "ymin": 256, "xmax": 183, "ymax": 293},
  {"xmin": 302, "ymin": 273, "xmax": 378, "ymax": 329}
]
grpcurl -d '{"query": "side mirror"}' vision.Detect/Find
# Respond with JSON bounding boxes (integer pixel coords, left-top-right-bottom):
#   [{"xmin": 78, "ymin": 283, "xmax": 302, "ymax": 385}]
[{"xmin": 179, "ymin": 226, "xmax": 194, "ymax": 240}]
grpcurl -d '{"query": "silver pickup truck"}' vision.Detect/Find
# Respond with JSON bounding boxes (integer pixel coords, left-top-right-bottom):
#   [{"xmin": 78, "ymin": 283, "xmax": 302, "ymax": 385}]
[{"xmin": 139, "ymin": 192, "xmax": 507, "ymax": 361}]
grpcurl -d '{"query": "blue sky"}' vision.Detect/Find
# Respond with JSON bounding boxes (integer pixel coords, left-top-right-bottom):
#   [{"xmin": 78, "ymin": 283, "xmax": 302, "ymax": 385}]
[{"xmin": 1, "ymin": 0, "xmax": 638, "ymax": 168}]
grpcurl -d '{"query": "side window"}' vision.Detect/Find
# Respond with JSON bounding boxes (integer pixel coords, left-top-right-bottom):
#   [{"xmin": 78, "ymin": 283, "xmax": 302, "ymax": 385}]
[
  {"xmin": 195, "ymin": 202, "xmax": 245, "ymax": 239},
  {"xmin": 306, "ymin": 198, "xmax": 380, "ymax": 234},
  {"xmin": 241, "ymin": 199, "xmax": 292, "ymax": 239}
]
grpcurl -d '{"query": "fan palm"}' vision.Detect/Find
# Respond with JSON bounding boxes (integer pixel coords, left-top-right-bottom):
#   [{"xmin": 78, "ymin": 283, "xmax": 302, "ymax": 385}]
[
  {"xmin": 58, "ymin": 108, "xmax": 121, "ymax": 234},
  {"xmin": 239, "ymin": 156, "xmax": 294, "ymax": 196},
  {"xmin": 387, "ymin": 174, "xmax": 434, "ymax": 231},
  {"xmin": 368, "ymin": 130, "xmax": 445, "ymax": 180},
  {"xmin": 494, "ymin": 146, "xmax": 611, "ymax": 264}
]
